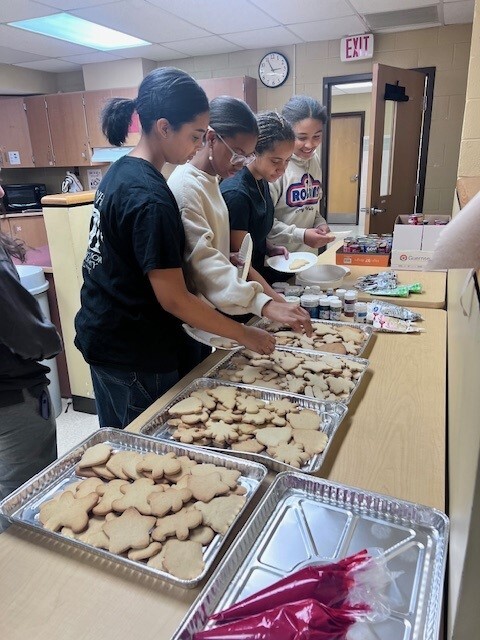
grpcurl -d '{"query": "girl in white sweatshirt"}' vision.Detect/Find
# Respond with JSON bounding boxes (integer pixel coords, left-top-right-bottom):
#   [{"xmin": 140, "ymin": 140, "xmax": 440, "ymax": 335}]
[
  {"xmin": 168, "ymin": 97, "xmax": 312, "ymax": 368},
  {"xmin": 268, "ymin": 95, "xmax": 335, "ymax": 254}
]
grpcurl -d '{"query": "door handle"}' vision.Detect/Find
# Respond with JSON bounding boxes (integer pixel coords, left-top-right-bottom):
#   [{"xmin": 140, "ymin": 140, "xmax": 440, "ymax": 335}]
[
  {"xmin": 350, "ymin": 174, "xmax": 359, "ymax": 182},
  {"xmin": 360, "ymin": 207, "xmax": 386, "ymax": 215}
]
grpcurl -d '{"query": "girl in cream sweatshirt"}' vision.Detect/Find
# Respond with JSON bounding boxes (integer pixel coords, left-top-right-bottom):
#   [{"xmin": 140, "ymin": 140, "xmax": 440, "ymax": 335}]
[{"xmin": 168, "ymin": 97, "xmax": 311, "ymax": 334}]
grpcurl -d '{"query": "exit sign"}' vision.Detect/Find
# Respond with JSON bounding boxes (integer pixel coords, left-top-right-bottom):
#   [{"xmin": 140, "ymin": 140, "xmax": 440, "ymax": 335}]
[{"xmin": 340, "ymin": 34, "xmax": 374, "ymax": 62}]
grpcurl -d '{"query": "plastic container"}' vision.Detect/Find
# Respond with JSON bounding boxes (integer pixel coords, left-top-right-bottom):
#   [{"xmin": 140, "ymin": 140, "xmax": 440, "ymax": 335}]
[
  {"xmin": 344, "ymin": 289, "xmax": 357, "ymax": 318},
  {"xmin": 272, "ymin": 282, "xmax": 288, "ymax": 293},
  {"xmin": 354, "ymin": 302, "xmax": 368, "ymax": 323},
  {"xmin": 329, "ymin": 298, "xmax": 342, "ymax": 321},
  {"xmin": 335, "ymin": 288, "xmax": 347, "ymax": 308},
  {"xmin": 284, "ymin": 295, "xmax": 301, "ymax": 305},
  {"xmin": 296, "ymin": 264, "xmax": 348, "ymax": 289},
  {"xmin": 318, "ymin": 296, "xmax": 330, "ymax": 320},
  {"xmin": 285, "ymin": 285, "xmax": 304, "ymax": 297},
  {"xmin": 300, "ymin": 294, "xmax": 320, "ymax": 319},
  {"xmin": 15, "ymin": 265, "xmax": 62, "ymax": 418}
]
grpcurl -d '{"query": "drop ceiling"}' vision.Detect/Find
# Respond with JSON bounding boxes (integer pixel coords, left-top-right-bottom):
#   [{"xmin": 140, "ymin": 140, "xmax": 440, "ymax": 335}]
[{"xmin": 0, "ymin": 0, "xmax": 474, "ymax": 73}]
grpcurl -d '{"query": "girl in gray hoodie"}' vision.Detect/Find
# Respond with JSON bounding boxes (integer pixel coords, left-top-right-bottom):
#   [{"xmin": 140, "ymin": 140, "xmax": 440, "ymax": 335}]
[{"xmin": 268, "ymin": 95, "xmax": 334, "ymax": 254}]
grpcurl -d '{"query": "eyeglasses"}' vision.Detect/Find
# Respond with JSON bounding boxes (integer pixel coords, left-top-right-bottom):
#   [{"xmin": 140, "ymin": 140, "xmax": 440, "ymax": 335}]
[{"xmin": 215, "ymin": 131, "xmax": 256, "ymax": 166}]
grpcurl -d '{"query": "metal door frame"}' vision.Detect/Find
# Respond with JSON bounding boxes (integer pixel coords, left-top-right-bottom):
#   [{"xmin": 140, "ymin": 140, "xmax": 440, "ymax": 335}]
[
  {"xmin": 326, "ymin": 111, "xmax": 365, "ymax": 225},
  {"xmin": 322, "ymin": 67, "xmax": 435, "ymax": 219}
]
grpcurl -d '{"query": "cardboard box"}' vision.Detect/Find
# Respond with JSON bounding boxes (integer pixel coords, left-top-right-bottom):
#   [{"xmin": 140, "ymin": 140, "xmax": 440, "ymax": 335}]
[
  {"xmin": 392, "ymin": 215, "xmax": 423, "ymax": 250},
  {"xmin": 392, "ymin": 215, "xmax": 450, "ymax": 252},
  {"xmin": 390, "ymin": 249, "xmax": 434, "ymax": 270},
  {"xmin": 336, "ymin": 249, "xmax": 390, "ymax": 267}
]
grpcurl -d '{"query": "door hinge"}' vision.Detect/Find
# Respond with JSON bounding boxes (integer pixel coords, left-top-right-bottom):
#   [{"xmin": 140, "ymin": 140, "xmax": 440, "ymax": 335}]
[
  {"xmin": 415, "ymin": 183, "xmax": 420, "ymax": 197},
  {"xmin": 23, "ymin": 102, "xmax": 27, "ymax": 111},
  {"xmin": 423, "ymin": 95, "xmax": 428, "ymax": 112}
]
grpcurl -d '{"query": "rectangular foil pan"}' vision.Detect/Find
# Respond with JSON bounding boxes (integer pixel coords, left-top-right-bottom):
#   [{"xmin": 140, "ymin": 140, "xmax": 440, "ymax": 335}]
[
  {"xmin": 174, "ymin": 472, "xmax": 449, "ymax": 639},
  {"xmin": 0, "ymin": 428, "xmax": 267, "ymax": 589},
  {"xmin": 204, "ymin": 346, "xmax": 369, "ymax": 405},
  {"xmin": 137, "ymin": 378, "xmax": 348, "ymax": 474},
  {"xmin": 250, "ymin": 318, "xmax": 374, "ymax": 356}
]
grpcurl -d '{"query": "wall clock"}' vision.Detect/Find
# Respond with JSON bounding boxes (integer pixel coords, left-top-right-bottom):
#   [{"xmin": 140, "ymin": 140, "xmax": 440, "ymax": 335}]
[{"xmin": 258, "ymin": 52, "xmax": 289, "ymax": 88}]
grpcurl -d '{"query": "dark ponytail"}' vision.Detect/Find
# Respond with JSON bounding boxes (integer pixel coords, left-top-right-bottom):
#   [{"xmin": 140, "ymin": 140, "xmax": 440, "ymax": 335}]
[
  {"xmin": 0, "ymin": 231, "xmax": 26, "ymax": 262},
  {"xmin": 209, "ymin": 96, "xmax": 258, "ymax": 138},
  {"xmin": 255, "ymin": 111, "xmax": 295, "ymax": 154},
  {"xmin": 102, "ymin": 67, "xmax": 209, "ymax": 146},
  {"xmin": 282, "ymin": 95, "xmax": 327, "ymax": 127}
]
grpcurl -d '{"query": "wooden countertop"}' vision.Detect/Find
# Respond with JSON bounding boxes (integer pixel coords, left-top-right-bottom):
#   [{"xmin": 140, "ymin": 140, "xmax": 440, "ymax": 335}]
[
  {"xmin": 0, "ymin": 308, "xmax": 446, "ymax": 639},
  {"xmin": 316, "ymin": 240, "xmax": 447, "ymax": 309}
]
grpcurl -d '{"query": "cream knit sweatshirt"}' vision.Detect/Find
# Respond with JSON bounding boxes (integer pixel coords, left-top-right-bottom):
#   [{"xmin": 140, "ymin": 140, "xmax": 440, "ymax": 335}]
[
  {"xmin": 168, "ymin": 163, "xmax": 271, "ymax": 317},
  {"xmin": 268, "ymin": 152, "xmax": 326, "ymax": 254}
]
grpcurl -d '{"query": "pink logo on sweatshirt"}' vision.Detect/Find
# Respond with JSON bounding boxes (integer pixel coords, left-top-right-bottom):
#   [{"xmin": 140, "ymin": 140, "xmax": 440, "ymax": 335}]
[{"xmin": 286, "ymin": 173, "xmax": 321, "ymax": 207}]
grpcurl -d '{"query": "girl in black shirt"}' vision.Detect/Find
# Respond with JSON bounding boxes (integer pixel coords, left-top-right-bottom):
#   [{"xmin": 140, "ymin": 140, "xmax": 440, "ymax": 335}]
[
  {"xmin": 75, "ymin": 68, "xmax": 274, "ymax": 428},
  {"xmin": 221, "ymin": 111, "xmax": 296, "ymax": 287}
]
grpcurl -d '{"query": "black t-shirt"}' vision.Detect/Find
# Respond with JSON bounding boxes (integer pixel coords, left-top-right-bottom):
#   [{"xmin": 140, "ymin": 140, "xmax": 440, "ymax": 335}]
[
  {"xmin": 221, "ymin": 167, "xmax": 274, "ymax": 275},
  {"xmin": 74, "ymin": 156, "xmax": 185, "ymax": 373}
]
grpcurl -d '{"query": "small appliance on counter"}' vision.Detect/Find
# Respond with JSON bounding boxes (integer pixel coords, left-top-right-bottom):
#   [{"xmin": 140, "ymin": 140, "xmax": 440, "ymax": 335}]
[{"xmin": 1, "ymin": 183, "xmax": 47, "ymax": 213}]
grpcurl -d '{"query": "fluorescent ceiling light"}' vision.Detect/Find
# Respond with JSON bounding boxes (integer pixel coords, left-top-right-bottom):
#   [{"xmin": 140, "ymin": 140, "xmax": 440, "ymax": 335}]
[
  {"xmin": 337, "ymin": 82, "xmax": 372, "ymax": 91},
  {"xmin": 8, "ymin": 13, "xmax": 150, "ymax": 51}
]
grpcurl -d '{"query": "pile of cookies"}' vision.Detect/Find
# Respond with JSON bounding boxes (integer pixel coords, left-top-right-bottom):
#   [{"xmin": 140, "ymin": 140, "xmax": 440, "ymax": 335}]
[
  {"xmin": 166, "ymin": 386, "xmax": 329, "ymax": 469},
  {"xmin": 213, "ymin": 349, "xmax": 366, "ymax": 401},
  {"xmin": 38, "ymin": 444, "xmax": 246, "ymax": 581},
  {"xmin": 259, "ymin": 321, "xmax": 368, "ymax": 356}
]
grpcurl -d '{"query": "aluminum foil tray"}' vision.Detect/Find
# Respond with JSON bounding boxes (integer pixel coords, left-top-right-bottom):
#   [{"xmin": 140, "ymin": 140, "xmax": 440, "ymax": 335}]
[
  {"xmin": 205, "ymin": 346, "xmax": 369, "ymax": 405},
  {"xmin": 174, "ymin": 472, "xmax": 449, "ymax": 639},
  {"xmin": 250, "ymin": 318, "xmax": 374, "ymax": 356},
  {"xmin": 0, "ymin": 428, "xmax": 267, "ymax": 589},
  {"xmin": 137, "ymin": 378, "xmax": 348, "ymax": 474}
]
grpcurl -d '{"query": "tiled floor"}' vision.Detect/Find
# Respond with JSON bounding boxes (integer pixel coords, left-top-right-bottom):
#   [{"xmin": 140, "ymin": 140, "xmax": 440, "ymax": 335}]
[{"xmin": 56, "ymin": 399, "xmax": 99, "ymax": 456}]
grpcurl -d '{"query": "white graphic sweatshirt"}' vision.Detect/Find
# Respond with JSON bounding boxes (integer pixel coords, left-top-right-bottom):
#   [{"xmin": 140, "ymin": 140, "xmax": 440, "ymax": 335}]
[
  {"xmin": 168, "ymin": 163, "xmax": 271, "ymax": 318},
  {"xmin": 268, "ymin": 152, "xmax": 326, "ymax": 254}
]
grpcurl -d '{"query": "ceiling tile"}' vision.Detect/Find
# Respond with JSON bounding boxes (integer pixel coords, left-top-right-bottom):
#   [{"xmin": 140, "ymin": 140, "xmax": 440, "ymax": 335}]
[
  {"xmin": 15, "ymin": 58, "xmax": 82, "ymax": 72},
  {"xmin": 166, "ymin": 36, "xmax": 242, "ymax": 57},
  {"xmin": 224, "ymin": 26, "xmax": 302, "ymax": 48},
  {"xmin": 35, "ymin": 0, "xmax": 119, "ymax": 8},
  {"xmin": 443, "ymin": 0, "xmax": 475, "ymax": 24},
  {"xmin": 61, "ymin": 51, "xmax": 124, "ymax": 64},
  {"xmin": 0, "ymin": 45, "xmax": 46, "ymax": 64},
  {"xmin": 288, "ymin": 16, "xmax": 367, "ymax": 42},
  {"xmin": 72, "ymin": 0, "xmax": 210, "ymax": 43},
  {"xmin": 250, "ymin": 0, "xmax": 354, "ymax": 24},
  {"xmin": 0, "ymin": 0, "xmax": 57, "ymax": 22},
  {"xmin": 113, "ymin": 43, "xmax": 188, "ymax": 61},
  {"xmin": 0, "ymin": 24, "xmax": 96, "ymax": 56},
  {"xmin": 349, "ymin": 0, "xmax": 438, "ymax": 12},
  {"xmin": 147, "ymin": 0, "xmax": 277, "ymax": 34}
]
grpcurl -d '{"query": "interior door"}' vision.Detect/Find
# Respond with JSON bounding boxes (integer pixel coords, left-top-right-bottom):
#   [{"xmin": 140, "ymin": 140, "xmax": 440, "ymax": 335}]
[
  {"xmin": 327, "ymin": 113, "xmax": 363, "ymax": 225},
  {"xmin": 365, "ymin": 64, "xmax": 426, "ymax": 234}
]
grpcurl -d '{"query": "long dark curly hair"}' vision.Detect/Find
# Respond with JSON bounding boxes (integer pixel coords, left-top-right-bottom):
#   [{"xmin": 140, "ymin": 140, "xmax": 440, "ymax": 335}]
[{"xmin": 0, "ymin": 229, "xmax": 26, "ymax": 262}]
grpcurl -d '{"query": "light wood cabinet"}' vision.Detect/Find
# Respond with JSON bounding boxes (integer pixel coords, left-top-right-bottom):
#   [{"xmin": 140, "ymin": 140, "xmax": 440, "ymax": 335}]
[
  {"xmin": 8, "ymin": 215, "xmax": 48, "ymax": 249},
  {"xmin": 197, "ymin": 76, "xmax": 257, "ymax": 111},
  {"xmin": 83, "ymin": 86, "xmax": 141, "ymax": 148},
  {"xmin": 0, "ymin": 97, "xmax": 35, "ymax": 168},
  {"xmin": 24, "ymin": 95, "xmax": 55, "ymax": 167},
  {"xmin": 45, "ymin": 92, "xmax": 91, "ymax": 166},
  {"xmin": 0, "ymin": 216, "xmax": 10, "ymax": 235}
]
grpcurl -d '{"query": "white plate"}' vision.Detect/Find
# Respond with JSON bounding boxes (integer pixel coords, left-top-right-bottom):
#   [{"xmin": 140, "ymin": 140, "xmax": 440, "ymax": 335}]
[
  {"xmin": 182, "ymin": 324, "xmax": 241, "ymax": 350},
  {"xmin": 237, "ymin": 233, "xmax": 253, "ymax": 281},
  {"xmin": 328, "ymin": 229, "xmax": 353, "ymax": 238},
  {"xmin": 266, "ymin": 251, "xmax": 317, "ymax": 274}
]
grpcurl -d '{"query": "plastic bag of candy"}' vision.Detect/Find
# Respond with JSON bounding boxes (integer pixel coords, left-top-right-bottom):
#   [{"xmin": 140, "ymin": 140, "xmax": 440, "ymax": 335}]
[
  {"xmin": 194, "ymin": 549, "xmax": 398, "ymax": 640},
  {"xmin": 368, "ymin": 300, "xmax": 423, "ymax": 322}
]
